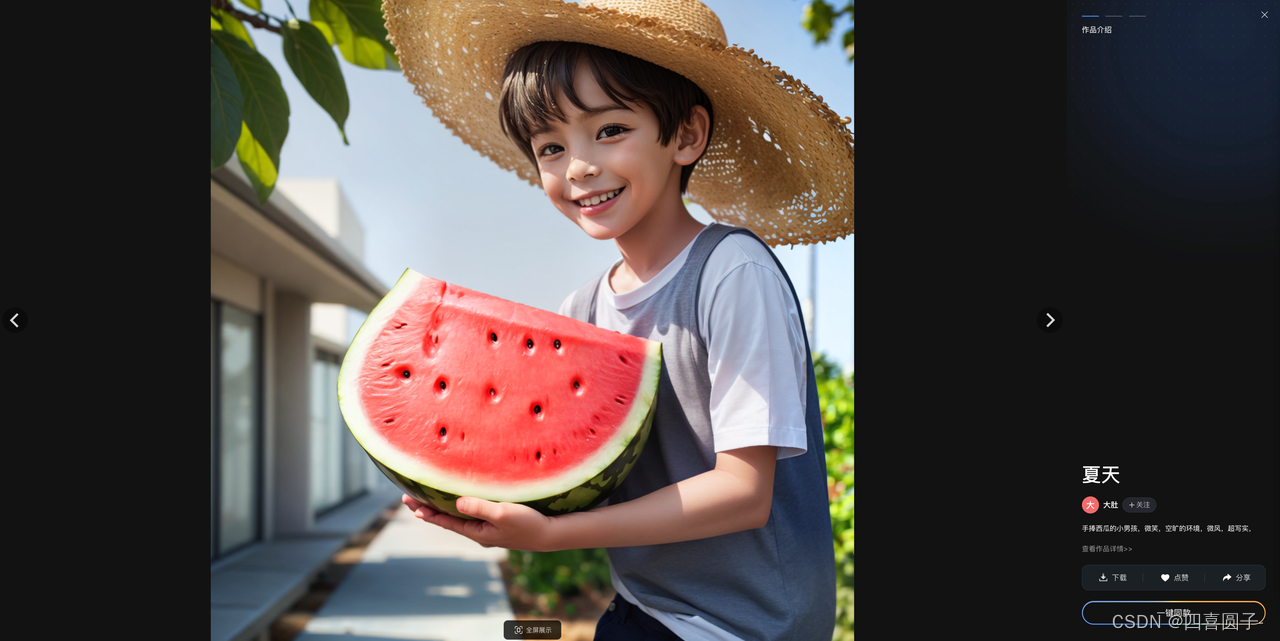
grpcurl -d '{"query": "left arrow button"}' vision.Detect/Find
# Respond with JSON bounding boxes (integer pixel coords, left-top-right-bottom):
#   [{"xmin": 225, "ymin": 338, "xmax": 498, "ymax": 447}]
[{"xmin": 5, "ymin": 308, "xmax": 26, "ymax": 333}]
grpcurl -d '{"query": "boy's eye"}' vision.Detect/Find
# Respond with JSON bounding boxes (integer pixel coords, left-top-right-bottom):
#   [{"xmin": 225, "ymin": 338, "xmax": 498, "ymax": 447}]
[{"xmin": 536, "ymin": 126, "xmax": 628, "ymax": 158}]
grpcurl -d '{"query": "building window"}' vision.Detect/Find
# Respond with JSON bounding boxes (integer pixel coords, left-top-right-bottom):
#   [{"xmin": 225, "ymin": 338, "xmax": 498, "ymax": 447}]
[
  {"xmin": 211, "ymin": 299, "xmax": 262, "ymax": 561},
  {"xmin": 312, "ymin": 350, "xmax": 369, "ymax": 516}
]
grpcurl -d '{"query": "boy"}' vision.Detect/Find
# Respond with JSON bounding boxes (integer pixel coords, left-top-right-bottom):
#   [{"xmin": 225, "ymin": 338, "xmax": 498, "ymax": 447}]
[{"xmin": 386, "ymin": 2, "xmax": 854, "ymax": 639}]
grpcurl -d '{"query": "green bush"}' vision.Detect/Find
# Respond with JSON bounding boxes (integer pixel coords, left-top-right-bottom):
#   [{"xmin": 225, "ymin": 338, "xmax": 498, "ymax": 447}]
[
  {"xmin": 508, "ymin": 352, "xmax": 854, "ymax": 639},
  {"xmin": 814, "ymin": 352, "xmax": 854, "ymax": 640},
  {"xmin": 508, "ymin": 547, "xmax": 612, "ymax": 616}
]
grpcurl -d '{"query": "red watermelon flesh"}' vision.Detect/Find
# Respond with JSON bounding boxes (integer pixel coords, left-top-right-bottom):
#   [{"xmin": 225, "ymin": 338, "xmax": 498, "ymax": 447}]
[{"xmin": 338, "ymin": 269, "xmax": 661, "ymax": 519}]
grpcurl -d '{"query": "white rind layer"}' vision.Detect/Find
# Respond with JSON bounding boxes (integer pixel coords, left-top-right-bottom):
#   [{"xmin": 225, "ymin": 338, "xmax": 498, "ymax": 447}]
[{"xmin": 337, "ymin": 268, "xmax": 662, "ymax": 503}]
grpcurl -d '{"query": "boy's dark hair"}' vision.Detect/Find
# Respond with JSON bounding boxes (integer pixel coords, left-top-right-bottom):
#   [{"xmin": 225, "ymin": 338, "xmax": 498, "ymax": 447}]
[{"xmin": 499, "ymin": 41, "xmax": 714, "ymax": 196}]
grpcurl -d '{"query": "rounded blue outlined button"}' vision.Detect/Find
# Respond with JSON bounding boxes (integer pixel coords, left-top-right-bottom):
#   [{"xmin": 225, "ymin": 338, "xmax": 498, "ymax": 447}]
[{"xmin": 1082, "ymin": 601, "xmax": 1266, "ymax": 628}]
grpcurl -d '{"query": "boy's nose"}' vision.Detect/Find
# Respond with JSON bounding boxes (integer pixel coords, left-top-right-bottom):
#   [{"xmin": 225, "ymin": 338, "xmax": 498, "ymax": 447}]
[{"xmin": 568, "ymin": 157, "xmax": 599, "ymax": 180}]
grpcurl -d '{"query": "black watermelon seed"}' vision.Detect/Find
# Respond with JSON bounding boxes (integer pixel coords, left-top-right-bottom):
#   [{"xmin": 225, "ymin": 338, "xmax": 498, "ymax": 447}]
[
  {"xmin": 554, "ymin": 339, "xmax": 561, "ymax": 349},
  {"xmin": 534, "ymin": 405, "xmax": 542, "ymax": 414},
  {"xmin": 439, "ymin": 427, "xmax": 446, "ymax": 436},
  {"xmin": 489, "ymin": 388, "xmax": 496, "ymax": 397},
  {"xmin": 526, "ymin": 338, "xmax": 534, "ymax": 349},
  {"xmin": 536, "ymin": 451, "xmax": 541, "ymax": 460},
  {"xmin": 402, "ymin": 370, "xmax": 411, "ymax": 378},
  {"xmin": 490, "ymin": 332, "xmax": 498, "ymax": 342},
  {"xmin": 573, "ymin": 381, "xmax": 580, "ymax": 389},
  {"xmin": 439, "ymin": 380, "xmax": 446, "ymax": 390}
]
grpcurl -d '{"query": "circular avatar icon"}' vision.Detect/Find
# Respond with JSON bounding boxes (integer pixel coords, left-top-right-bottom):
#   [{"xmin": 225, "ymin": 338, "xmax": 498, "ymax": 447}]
[{"xmin": 1082, "ymin": 496, "xmax": 1099, "ymax": 514}]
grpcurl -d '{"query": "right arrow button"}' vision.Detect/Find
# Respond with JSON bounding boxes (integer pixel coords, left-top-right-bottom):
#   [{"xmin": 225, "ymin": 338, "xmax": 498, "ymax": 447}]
[{"xmin": 1038, "ymin": 307, "xmax": 1061, "ymax": 333}]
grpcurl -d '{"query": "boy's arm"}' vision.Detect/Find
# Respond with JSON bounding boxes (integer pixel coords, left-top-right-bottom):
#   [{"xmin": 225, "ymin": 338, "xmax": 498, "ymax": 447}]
[
  {"xmin": 549, "ymin": 445, "xmax": 776, "ymax": 550},
  {"xmin": 403, "ymin": 445, "xmax": 777, "ymax": 552}
]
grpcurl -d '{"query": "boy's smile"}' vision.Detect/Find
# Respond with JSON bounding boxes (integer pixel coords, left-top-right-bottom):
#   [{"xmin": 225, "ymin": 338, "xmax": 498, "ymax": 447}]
[
  {"xmin": 530, "ymin": 59, "xmax": 702, "ymax": 244},
  {"xmin": 573, "ymin": 185, "xmax": 624, "ymax": 215}
]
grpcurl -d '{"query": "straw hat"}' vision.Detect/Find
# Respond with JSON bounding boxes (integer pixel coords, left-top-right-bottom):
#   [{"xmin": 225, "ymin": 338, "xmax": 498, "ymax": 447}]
[{"xmin": 383, "ymin": 0, "xmax": 854, "ymax": 246}]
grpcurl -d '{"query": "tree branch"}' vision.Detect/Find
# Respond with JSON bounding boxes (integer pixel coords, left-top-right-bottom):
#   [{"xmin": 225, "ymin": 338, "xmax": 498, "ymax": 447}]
[{"xmin": 211, "ymin": 0, "xmax": 282, "ymax": 34}]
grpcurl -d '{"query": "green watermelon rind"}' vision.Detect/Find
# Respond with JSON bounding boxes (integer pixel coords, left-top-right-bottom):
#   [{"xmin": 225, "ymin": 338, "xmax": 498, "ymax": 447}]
[
  {"xmin": 337, "ymin": 268, "xmax": 662, "ymax": 519},
  {"xmin": 367, "ymin": 396, "xmax": 655, "ymax": 520}
]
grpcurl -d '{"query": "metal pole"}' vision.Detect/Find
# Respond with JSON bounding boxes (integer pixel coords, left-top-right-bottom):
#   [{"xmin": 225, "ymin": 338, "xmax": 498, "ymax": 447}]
[{"xmin": 809, "ymin": 242, "xmax": 818, "ymax": 351}]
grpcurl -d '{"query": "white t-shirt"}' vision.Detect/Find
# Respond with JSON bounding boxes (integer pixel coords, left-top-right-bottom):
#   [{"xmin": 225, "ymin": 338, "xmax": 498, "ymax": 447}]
[{"xmin": 558, "ymin": 225, "xmax": 809, "ymax": 641}]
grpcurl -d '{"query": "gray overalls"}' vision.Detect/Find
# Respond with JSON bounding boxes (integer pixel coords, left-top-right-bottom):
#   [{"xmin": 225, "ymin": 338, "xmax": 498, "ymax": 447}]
[{"xmin": 564, "ymin": 223, "xmax": 837, "ymax": 641}]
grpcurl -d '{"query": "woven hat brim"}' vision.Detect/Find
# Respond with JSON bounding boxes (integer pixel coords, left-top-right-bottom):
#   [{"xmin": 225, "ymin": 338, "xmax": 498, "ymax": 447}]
[{"xmin": 383, "ymin": 0, "xmax": 854, "ymax": 246}]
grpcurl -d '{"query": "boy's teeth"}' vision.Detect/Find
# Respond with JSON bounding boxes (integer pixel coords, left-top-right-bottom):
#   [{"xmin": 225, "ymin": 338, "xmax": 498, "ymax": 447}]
[{"xmin": 579, "ymin": 188, "xmax": 620, "ymax": 207}]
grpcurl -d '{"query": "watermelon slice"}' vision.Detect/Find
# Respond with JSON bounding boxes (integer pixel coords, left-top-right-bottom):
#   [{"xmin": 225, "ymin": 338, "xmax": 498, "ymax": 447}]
[{"xmin": 338, "ymin": 269, "xmax": 661, "ymax": 521}]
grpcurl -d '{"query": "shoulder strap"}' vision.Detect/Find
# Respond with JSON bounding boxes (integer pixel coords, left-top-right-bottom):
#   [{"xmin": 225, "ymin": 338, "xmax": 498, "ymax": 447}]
[
  {"xmin": 564, "ymin": 268, "xmax": 609, "ymax": 326},
  {"xmin": 695, "ymin": 226, "xmax": 826, "ymax": 484},
  {"xmin": 688, "ymin": 225, "xmax": 816, "ymax": 359},
  {"xmin": 586, "ymin": 273, "xmax": 601, "ymax": 325}
]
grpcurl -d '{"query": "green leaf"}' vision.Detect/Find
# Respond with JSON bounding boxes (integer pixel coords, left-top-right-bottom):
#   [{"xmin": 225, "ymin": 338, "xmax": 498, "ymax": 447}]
[
  {"xmin": 283, "ymin": 19, "xmax": 350, "ymax": 144},
  {"xmin": 801, "ymin": 1, "xmax": 837, "ymax": 45},
  {"xmin": 212, "ymin": 7, "xmax": 256, "ymax": 50},
  {"xmin": 212, "ymin": 31, "xmax": 290, "ymax": 202},
  {"xmin": 236, "ymin": 122, "xmax": 279, "ymax": 203},
  {"xmin": 309, "ymin": 0, "xmax": 344, "ymax": 46},
  {"xmin": 843, "ymin": 29, "xmax": 854, "ymax": 61},
  {"xmin": 236, "ymin": 0, "xmax": 263, "ymax": 11},
  {"xmin": 211, "ymin": 40, "xmax": 244, "ymax": 171},
  {"xmin": 344, "ymin": 32, "xmax": 393, "ymax": 69},
  {"xmin": 327, "ymin": 0, "xmax": 393, "ymax": 53},
  {"xmin": 310, "ymin": 0, "xmax": 398, "ymax": 70}
]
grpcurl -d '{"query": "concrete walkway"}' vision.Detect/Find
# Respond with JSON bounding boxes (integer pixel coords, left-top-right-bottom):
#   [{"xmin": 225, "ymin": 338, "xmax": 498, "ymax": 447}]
[{"xmin": 295, "ymin": 503, "xmax": 514, "ymax": 641}]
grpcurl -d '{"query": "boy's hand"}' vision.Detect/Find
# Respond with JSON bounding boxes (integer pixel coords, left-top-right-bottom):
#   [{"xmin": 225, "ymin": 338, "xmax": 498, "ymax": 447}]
[{"xmin": 402, "ymin": 494, "xmax": 557, "ymax": 552}]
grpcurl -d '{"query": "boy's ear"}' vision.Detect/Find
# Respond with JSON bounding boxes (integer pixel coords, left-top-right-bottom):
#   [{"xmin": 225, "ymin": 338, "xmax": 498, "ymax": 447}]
[{"xmin": 675, "ymin": 105, "xmax": 711, "ymax": 166}]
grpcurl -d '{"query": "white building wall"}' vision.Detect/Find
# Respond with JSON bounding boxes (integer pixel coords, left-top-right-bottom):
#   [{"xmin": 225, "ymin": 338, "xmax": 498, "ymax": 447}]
[
  {"xmin": 310, "ymin": 303, "xmax": 348, "ymax": 349},
  {"xmin": 337, "ymin": 190, "xmax": 364, "ymax": 262},
  {"xmin": 276, "ymin": 178, "xmax": 367, "ymax": 349},
  {"xmin": 272, "ymin": 177, "xmax": 390, "ymax": 511},
  {"xmin": 211, "ymin": 252, "xmax": 262, "ymax": 314},
  {"xmin": 276, "ymin": 179, "xmax": 364, "ymax": 261}
]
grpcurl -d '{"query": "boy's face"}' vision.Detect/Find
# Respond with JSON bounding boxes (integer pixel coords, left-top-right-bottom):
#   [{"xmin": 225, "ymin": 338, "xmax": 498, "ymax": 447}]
[{"xmin": 530, "ymin": 60, "xmax": 685, "ymax": 241}]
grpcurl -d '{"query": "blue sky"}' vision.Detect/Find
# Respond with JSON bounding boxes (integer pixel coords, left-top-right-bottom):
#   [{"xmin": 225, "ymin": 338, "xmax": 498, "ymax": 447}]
[{"xmin": 244, "ymin": 0, "xmax": 854, "ymax": 370}]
